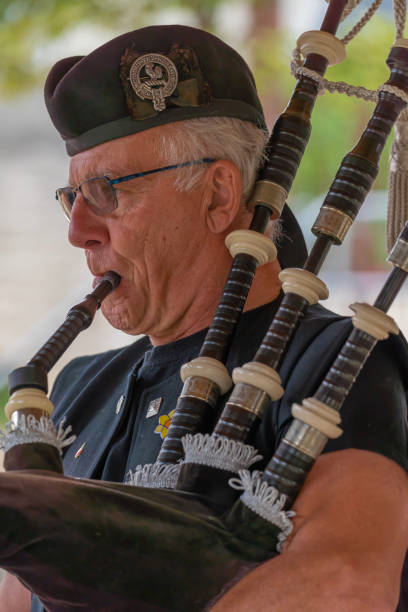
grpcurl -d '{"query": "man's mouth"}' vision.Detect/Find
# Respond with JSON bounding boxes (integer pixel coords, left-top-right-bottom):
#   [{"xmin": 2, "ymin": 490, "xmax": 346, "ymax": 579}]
[
  {"xmin": 90, "ymin": 263, "xmax": 123, "ymax": 290},
  {"xmin": 92, "ymin": 275, "xmax": 103, "ymax": 288},
  {"xmin": 92, "ymin": 272, "xmax": 120, "ymax": 289}
]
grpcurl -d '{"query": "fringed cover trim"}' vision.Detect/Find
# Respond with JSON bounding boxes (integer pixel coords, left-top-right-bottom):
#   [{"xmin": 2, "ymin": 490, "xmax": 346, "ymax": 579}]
[
  {"xmin": 182, "ymin": 433, "xmax": 263, "ymax": 473},
  {"xmin": 126, "ymin": 462, "xmax": 181, "ymax": 489},
  {"xmin": 0, "ymin": 415, "xmax": 76, "ymax": 455},
  {"xmin": 229, "ymin": 470, "xmax": 295, "ymax": 553}
]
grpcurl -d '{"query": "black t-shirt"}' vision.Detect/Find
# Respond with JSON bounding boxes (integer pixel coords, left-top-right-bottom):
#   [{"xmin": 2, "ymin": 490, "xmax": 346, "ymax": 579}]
[{"xmin": 31, "ymin": 301, "xmax": 408, "ymax": 611}]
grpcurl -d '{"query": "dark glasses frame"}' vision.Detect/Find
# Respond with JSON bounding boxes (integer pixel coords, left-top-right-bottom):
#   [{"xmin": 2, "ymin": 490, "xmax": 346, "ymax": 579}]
[{"xmin": 56, "ymin": 157, "xmax": 215, "ymax": 220}]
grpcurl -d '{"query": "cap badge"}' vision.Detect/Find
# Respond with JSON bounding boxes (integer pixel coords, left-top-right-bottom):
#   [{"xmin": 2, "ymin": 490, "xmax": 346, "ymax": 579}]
[{"xmin": 129, "ymin": 53, "xmax": 178, "ymax": 112}]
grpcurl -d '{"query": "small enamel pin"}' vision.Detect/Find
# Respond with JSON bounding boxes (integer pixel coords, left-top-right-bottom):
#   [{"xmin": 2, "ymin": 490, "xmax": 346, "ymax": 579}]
[
  {"xmin": 116, "ymin": 395, "xmax": 125, "ymax": 415},
  {"xmin": 154, "ymin": 409, "xmax": 176, "ymax": 440},
  {"xmin": 146, "ymin": 397, "xmax": 163, "ymax": 419},
  {"xmin": 74, "ymin": 442, "xmax": 87, "ymax": 459}
]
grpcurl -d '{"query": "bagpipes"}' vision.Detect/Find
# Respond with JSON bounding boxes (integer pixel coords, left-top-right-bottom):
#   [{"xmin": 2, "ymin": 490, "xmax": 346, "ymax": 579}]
[{"xmin": 1, "ymin": 1, "xmax": 408, "ymax": 610}]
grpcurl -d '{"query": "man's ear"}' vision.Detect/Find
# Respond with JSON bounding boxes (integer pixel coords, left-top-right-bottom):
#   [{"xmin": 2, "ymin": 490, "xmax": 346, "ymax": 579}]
[{"xmin": 204, "ymin": 160, "xmax": 243, "ymax": 234}]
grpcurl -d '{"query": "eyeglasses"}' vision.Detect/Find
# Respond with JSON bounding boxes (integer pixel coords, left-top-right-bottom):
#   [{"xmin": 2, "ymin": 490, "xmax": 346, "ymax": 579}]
[{"xmin": 55, "ymin": 158, "xmax": 215, "ymax": 220}]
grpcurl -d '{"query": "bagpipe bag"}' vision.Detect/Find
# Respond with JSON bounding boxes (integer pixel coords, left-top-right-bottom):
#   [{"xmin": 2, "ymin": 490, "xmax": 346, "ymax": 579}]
[{"xmin": 1, "ymin": 304, "xmax": 407, "ymax": 611}]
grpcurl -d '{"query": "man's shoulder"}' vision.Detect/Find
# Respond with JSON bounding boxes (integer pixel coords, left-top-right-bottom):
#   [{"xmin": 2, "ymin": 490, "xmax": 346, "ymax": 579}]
[
  {"xmin": 302, "ymin": 302, "xmax": 348, "ymax": 330},
  {"xmin": 232, "ymin": 300, "xmax": 408, "ymax": 377},
  {"xmin": 305, "ymin": 303, "xmax": 408, "ymax": 368},
  {"xmin": 284, "ymin": 303, "xmax": 350, "ymax": 362},
  {"xmin": 278, "ymin": 302, "xmax": 408, "ymax": 392}
]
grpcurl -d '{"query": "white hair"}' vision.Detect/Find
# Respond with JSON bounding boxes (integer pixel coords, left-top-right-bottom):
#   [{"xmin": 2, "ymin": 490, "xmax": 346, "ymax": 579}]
[{"xmin": 153, "ymin": 117, "xmax": 269, "ymax": 207}]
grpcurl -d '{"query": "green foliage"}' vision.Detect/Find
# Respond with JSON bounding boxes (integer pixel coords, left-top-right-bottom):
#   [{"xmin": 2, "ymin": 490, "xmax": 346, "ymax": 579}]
[
  {"xmin": 0, "ymin": 0, "xmax": 245, "ymax": 95},
  {"xmin": 0, "ymin": 386, "xmax": 8, "ymax": 428},
  {"xmin": 0, "ymin": 0, "xmax": 397, "ymax": 199},
  {"xmin": 1, "ymin": 0, "xmax": 118, "ymax": 95}
]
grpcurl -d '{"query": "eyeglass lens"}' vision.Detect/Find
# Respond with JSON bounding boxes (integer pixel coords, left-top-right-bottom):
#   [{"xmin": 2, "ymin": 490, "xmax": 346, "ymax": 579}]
[
  {"xmin": 56, "ymin": 177, "xmax": 116, "ymax": 219},
  {"xmin": 81, "ymin": 178, "xmax": 117, "ymax": 215},
  {"xmin": 56, "ymin": 188, "xmax": 75, "ymax": 220}
]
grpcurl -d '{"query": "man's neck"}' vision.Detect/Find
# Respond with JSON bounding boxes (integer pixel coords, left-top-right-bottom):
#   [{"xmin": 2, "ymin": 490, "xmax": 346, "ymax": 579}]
[{"xmin": 148, "ymin": 258, "xmax": 281, "ymax": 346}]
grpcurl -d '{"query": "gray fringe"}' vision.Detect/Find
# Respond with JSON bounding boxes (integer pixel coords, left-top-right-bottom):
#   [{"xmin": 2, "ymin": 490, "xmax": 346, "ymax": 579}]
[
  {"xmin": 126, "ymin": 462, "xmax": 181, "ymax": 489},
  {"xmin": 0, "ymin": 415, "xmax": 76, "ymax": 455},
  {"xmin": 229, "ymin": 470, "xmax": 295, "ymax": 552},
  {"xmin": 182, "ymin": 433, "xmax": 263, "ymax": 473}
]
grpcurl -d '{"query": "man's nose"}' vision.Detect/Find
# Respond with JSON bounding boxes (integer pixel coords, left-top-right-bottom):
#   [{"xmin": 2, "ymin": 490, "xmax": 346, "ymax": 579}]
[{"xmin": 68, "ymin": 193, "xmax": 109, "ymax": 249}]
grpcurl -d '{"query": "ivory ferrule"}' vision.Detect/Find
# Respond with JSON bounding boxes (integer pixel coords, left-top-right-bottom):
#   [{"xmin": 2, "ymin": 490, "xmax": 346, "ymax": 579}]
[
  {"xmin": 5, "ymin": 388, "xmax": 54, "ymax": 421},
  {"xmin": 312, "ymin": 206, "xmax": 353, "ymax": 244},
  {"xmin": 291, "ymin": 397, "xmax": 343, "ymax": 439},
  {"xmin": 297, "ymin": 30, "xmax": 346, "ymax": 66},
  {"xmin": 248, "ymin": 180, "xmax": 288, "ymax": 218},
  {"xmin": 387, "ymin": 237, "xmax": 408, "ymax": 272},
  {"xmin": 179, "ymin": 376, "xmax": 219, "ymax": 408},
  {"xmin": 232, "ymin": 362, "xmax": 283, "ymax": 400},
  {"xmin": 180, "ymin": 357, "xmax": 232, "ymax": 395},
  {"xmin": 279, "ymin": 268, "xmax": 329, "ymax": 304},
  {"xmin": 227, "ymin": 382, "xmax": 271, "ymax": 418},
  {"xmin": 225, "ymin": 230, "xmax": 277, "ymax": 265},
  {"xmin": 349, "ymin": 303, "xmax": 399, "ymax": 339}
]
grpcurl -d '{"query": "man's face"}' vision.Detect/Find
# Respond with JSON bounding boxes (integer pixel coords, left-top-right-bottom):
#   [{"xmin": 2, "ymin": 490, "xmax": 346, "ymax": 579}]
[{"xmin": 68, "ymin": 128, "xmax": 212, "ymax": 341}]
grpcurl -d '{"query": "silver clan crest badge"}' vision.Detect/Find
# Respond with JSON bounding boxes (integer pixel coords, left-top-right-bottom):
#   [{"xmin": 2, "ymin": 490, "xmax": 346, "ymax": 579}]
[{"xmin": 129, "ymin": 53, "xmax": 178, "ymax": 112}]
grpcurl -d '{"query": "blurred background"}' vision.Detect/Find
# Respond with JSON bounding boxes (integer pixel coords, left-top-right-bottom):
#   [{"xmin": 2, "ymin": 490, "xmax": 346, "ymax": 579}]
[{"xmin": 0, "ymin": 0, "xmax": 404, "ymax": 415}]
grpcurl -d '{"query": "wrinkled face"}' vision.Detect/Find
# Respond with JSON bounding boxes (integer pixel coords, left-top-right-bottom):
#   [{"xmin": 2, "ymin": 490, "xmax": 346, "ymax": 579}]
[{"xmin": 68, "ymin": 129, "xmax": 212, "ymax": 339}]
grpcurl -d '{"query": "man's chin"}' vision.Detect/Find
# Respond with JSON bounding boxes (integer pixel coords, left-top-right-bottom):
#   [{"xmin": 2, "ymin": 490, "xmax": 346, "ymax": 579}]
[{"xmin": 100, "ymin": 302, "xmax": 142, "ymax": 336}]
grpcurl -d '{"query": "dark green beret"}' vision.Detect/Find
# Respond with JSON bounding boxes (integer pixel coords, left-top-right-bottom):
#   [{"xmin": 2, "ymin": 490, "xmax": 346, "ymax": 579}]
[{"xmin": 44, "ymin": 25, "xmax": 267, "ymax": 156}]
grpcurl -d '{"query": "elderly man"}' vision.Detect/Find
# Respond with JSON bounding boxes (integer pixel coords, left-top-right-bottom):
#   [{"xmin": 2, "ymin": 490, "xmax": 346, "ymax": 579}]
[{"xmin": 1, "ymin": 24, "xmax": 407, "ymax": 612}]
